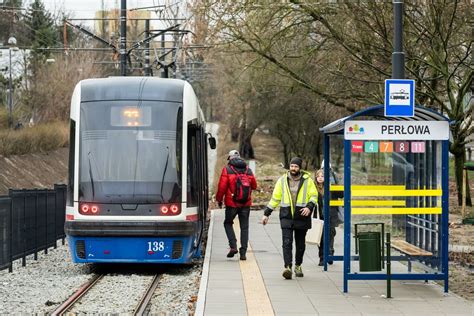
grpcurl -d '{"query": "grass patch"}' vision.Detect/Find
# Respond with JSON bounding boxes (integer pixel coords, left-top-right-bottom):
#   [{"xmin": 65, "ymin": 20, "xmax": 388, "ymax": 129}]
[{"xmin": 0, "ymin": 122, "xmax": 69, "ymax": 157}]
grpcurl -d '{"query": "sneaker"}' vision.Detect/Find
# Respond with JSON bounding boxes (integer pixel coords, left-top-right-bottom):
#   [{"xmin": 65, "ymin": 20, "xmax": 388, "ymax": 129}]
[
  {"xmin": 295, "ymin": 265, "xmax": 304, "ymax": 277},
  {"xmin": 240, "ymin": 253, "xmax": 247, "ymax": 261},
  {"xmin": 318, "ymin": 260, "xmax": 324, "ymax": 266},
  {"xmin": 227, "ymin": 248, "xmax": 238, "ymax": 258},
  {"xmin": 282, "ymin": 266, "xmax": 292, "ymax": 279}
]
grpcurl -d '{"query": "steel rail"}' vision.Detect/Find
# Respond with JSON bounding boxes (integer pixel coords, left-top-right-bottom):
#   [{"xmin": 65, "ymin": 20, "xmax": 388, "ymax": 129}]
[
  {"xmin": 50, "ymin": 274, "xmax": 104, "ymax": 316},
  {"xmin": 133, "ymin": 274, "xmax": 160, "ymax": 316}
]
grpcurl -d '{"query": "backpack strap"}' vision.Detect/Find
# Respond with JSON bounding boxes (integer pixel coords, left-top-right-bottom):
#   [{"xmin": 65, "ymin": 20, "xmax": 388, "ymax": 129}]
[
  {"xmin": 226, "ymin": 165, "xmax": 235, "ymax": 174},
  {"xmin": 229, "ymin": 165, "xmax": 245, "ymax": 175}
]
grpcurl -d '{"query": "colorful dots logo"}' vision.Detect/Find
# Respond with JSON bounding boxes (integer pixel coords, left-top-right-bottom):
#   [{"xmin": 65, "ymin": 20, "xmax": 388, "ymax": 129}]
[{"xmin": 348, "ymin": 124, "xmax": 365, "ymax": 134}]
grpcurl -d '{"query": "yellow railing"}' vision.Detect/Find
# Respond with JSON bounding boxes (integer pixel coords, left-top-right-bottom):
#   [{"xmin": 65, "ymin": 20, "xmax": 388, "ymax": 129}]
[{"xmin": 328, "ymin": 185, "xmax": 442, "ymax": 215}]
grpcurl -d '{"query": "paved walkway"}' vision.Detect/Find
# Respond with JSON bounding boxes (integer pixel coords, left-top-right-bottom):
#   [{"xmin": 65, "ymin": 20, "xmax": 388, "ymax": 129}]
[{"xmin": 196, "ymin": 209, "xmax": 473, "ymax": 316}]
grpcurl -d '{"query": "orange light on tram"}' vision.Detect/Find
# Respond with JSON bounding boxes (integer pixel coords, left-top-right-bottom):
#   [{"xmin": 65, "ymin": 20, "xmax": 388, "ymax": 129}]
[
  {"xmin": 123, "ymin": 109, "xmax": 140, "ymax": 118},
  {"xmin": 81, "ymin": 204, "xmax": 89, "ymax": 213},
  {"xmin": 91, "ymin": 205, "xmax": 99, "ymax": 214}
]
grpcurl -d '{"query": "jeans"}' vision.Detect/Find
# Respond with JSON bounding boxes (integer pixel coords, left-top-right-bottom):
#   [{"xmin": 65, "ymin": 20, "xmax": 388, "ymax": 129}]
[
  {"xmin": 223, "ymin": 206, "xmax": 250, "ymax": 254},
  {"xmin": 282, "ymin": 228, "xmax": 307, "ymax": 267},
  {"xmin": 318, "ymin": 227, "xmax": 337, "ymax": 260}
]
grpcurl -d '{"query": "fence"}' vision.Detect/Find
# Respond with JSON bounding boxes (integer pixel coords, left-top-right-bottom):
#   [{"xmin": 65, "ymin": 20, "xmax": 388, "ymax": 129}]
[{"xmin": 0, "ymin": 184, "xmax": 66, "ymax": 272}]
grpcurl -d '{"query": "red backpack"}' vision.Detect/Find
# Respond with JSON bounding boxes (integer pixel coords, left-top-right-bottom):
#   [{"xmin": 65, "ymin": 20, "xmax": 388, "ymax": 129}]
[{"xmin": 228, "ymin": 165, "xmax": 252, "ymax": 204}]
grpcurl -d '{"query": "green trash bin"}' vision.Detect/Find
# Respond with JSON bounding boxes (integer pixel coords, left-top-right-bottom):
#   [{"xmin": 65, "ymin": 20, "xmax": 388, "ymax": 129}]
[{"xmin": 357, "ymin": 231, "xmax": 382, "ymax": 272}]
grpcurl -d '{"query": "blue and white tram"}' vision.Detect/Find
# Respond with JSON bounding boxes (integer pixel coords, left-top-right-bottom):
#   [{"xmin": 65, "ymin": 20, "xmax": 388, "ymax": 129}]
[{"xmin": 64, "ymin": 77, "xmax": 215, "ymax": 263}]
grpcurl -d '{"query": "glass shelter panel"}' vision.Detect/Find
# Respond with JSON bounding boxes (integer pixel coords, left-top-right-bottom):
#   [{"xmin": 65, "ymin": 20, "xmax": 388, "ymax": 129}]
[
  {"xmin": 328, "ymin": 134, "xmax": 345, "ymax": 258},
  {"xmin": 348, "ymin": 138, "xmax": 443, "ymax": 272}
]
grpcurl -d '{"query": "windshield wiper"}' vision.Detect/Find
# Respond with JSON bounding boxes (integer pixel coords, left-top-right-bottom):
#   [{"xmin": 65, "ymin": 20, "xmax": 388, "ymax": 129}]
[
  {"xmin": 87, "ymin": 152, "xmax": 96, "ymax": 198},
  {"xmin": 160, "ymin": 146, "xmax": 170, "ymax": 201}
]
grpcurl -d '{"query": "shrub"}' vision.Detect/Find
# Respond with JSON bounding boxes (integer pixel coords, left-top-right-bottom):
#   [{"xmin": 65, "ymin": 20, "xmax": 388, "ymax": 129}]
[{"xmin": 0, "ymin": 122, "xmax": 69, "ymax": 157}]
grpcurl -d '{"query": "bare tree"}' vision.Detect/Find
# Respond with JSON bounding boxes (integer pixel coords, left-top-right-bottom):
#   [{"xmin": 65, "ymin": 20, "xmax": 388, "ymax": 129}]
[{"xmin": 21, "ymin": 52, "xmax": 105, "ymax": 123}]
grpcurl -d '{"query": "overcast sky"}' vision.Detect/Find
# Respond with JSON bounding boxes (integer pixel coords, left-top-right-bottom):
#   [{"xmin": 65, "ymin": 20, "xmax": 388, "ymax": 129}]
[
  {"xmin": 38, "ymin": 0, "xmax": 165, "ymax": 26},
  {"xmin": 41, "ymin": 0, "xmax": 158, "ymax": 16}
]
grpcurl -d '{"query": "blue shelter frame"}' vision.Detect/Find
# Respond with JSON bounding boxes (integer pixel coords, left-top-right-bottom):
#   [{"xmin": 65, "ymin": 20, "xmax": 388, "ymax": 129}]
[{"xmin": 320, "ymin": 105, "xmax": 450, "ymax": 293}]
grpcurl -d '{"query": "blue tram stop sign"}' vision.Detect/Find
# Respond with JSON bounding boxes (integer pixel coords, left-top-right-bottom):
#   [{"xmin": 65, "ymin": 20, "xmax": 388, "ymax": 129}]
[{"xmin": 385, "ymin": 79, "xmax": 415, "ymax": 117}]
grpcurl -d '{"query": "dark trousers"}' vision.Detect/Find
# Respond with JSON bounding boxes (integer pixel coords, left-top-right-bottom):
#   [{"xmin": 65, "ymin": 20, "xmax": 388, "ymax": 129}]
[
  {"xmin": 282, "ymin": 228, "xmax": 307, "ymax": 267},
  {"xmin": 223, "ymin": 206, "xmax": 250, "ymax": 254},
  {"xmin": 318, "ymin": 227, "xmax": 336, "ymax": 260}
]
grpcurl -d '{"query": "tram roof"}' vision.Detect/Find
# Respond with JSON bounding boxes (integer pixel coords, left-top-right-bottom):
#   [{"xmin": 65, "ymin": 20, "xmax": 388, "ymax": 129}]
[
  {"xmin": 80, "ymin": 77, "xmax": 185, "ymax": 103},
  {"xmin": 320, "ymin": 104, "xmax": 450, "ymax": 135}
]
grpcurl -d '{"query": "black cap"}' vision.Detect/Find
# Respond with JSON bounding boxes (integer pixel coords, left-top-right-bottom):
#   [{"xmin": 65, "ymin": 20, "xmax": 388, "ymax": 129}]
[{"xmin": 290, "ymin": 157, "xmax": 302, "ymax": 168}]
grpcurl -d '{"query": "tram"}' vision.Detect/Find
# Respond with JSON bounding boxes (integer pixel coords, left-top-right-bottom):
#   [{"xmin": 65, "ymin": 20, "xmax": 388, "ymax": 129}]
[{"xmin": 64, "ymin": 77, "xmax": 215, "ymax": 263}]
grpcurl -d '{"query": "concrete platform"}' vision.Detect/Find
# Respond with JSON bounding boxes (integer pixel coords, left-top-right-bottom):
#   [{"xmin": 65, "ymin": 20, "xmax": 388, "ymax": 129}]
[{"xmin": 196, "ymin": 209, "xmax": 473, "ymax": 315}]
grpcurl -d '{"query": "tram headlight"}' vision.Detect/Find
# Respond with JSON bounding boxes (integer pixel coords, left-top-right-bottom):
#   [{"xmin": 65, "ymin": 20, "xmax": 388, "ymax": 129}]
[
  {"xmin": 160, "ymin": 204, "xmax": 180, "ymax": 215},
  {"xmin": 170, "ymin": 204, "xmax": 179, "ymax": 214},
  {"xmin": 91, "ymin": 205, "xmax": 99, "ymax": 214},
  {"xmin": 80, "ymin": 204, "xmax": 90, "ymax": 213},
  {"xmin": 80, "ymin": 203, "xmax": 100, "ymax": 215},
  {"xmin": 160, "ymin": 205, "xmax": 169, "ymax": 214}
]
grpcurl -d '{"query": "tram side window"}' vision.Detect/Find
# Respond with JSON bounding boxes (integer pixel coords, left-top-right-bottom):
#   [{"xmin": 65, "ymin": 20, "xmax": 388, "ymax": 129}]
[
  {"xmin": 187, "ymin": 126, "xmax": 198, "ymax": 206},
  {"xmin": 67, "ymin": 119, "xmax": 75, "ymax": 206}
]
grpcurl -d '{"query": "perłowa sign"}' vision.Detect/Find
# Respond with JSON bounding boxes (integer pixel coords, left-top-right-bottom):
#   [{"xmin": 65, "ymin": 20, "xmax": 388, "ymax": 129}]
[{"xmin": 344, "ymin": 120, "xmax": 449, "ymax": 140}]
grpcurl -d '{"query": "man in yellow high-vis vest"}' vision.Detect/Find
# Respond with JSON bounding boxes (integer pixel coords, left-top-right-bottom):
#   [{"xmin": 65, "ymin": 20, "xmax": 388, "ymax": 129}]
[{"xmin": 261, "ymin": 157, "xmax": 318, "ymax": 279}]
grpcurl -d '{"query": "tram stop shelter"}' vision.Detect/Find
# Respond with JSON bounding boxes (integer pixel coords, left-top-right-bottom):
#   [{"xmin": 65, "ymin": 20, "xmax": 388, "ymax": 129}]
[{"xmin": 320, "ymin": 105, "xmax": 451, "ymax": 293}]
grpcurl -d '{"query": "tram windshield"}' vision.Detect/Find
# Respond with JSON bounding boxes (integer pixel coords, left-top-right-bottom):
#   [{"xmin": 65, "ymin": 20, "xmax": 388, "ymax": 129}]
[{"xmin": 79, "ymin": 100, "xmax": 182, "ymax": 204}]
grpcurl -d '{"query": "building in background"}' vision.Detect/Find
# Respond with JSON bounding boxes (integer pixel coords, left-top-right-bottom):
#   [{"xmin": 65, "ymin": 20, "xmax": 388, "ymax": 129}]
[{"xmin": 94, "ymin": 9, "xmax": 151, "ymax": 45}]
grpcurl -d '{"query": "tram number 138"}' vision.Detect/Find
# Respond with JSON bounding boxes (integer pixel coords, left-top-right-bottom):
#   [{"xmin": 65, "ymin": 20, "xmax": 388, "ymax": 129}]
[{"xmin": 148, "ymin": 241, "xmax": 165, "ymax": 252}]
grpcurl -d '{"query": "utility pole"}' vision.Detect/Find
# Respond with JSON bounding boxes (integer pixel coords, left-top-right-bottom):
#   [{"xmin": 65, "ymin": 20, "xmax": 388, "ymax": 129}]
[
  {"xmin": 120, "ymin": 0, "xmax": 127, "ymax": 76},
  {"xmin": 161, "ymin": 33, "xmax": 167, "ymax": 78},
  {"xmin": 392, "ymin": 0, "xmax": 404, "ymax": 79},
  {"xmin": 391, "ymin": 0, "xmax": 406, "ymax": 230},
  {"xmin": 144, "ymin": 19, "xmax": 151, "ymax": 76},
  {"xmin": 8, "ymin": 47, "xmax": 13, "ymax": 128}
]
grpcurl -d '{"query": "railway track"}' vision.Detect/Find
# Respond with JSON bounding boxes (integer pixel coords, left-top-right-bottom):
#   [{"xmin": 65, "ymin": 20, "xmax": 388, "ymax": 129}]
[
  {"xmin": 51, "ymin": 273, "xmax": 161, "ymax": 315},
  {"xmin": 133, "ymin": 274, "xmax": 161, "ymax": 315},
  {"xmin": 51, "ymin": 274, "xmax": 104, "ymax": 316}
]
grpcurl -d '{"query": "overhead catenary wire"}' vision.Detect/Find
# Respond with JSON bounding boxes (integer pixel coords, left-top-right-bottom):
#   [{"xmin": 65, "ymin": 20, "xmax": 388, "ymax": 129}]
[{"xmin": 2, "ymin": 2, "xmax": 209, "ymax": 81}]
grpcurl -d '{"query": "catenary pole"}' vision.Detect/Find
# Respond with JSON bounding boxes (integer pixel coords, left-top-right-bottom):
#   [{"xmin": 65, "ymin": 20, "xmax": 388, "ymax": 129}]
[
  {"xmin": 144, "ymin": 19, "xmax": 151, "ymax": 76},
  {"xmin": 392, "ymin": 0, "xmax": 404, "ymax": 79},
  {"xmin": 120, "ymin": 0, "xmax": 127, "ymax": 76}
]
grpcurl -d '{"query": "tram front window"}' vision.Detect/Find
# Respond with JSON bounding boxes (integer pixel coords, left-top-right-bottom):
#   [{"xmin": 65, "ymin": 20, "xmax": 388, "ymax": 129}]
[{"xmin": 79, "ymin": 101, "xmax": 182, "ymax": 204}]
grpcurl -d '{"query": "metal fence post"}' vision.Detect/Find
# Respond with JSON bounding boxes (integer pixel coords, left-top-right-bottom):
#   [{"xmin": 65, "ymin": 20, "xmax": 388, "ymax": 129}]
[
  {"xmin": 8, "ymin": 196, "xmax": 13, "ymax": 273},
  {"xmin": 53, "ymin": 187, "xmax": 57, "ymax": 249},
  {"xmin": 21, "ymin": 190, "xmax": 26, "ymax": 267},
  {"xmin": 44, "ymin": 190, "xmax": 48, "ymax": 255},
  {"xmin": 386, "ymin": 232, "xmax": 392, "ymax": 298},
  {"xmin": 34, "ymin": 190, "xmax": 38, "ymax": 260}
]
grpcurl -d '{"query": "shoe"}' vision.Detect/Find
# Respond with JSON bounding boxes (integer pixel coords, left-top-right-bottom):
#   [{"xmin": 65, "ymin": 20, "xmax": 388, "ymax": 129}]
[
  {"xmin": 282, "ymin": 266, "xmax": 292, "ymax": 279},
  {"xmin": 295, "ymin": 265, "xmax": 304, "ymax": 277},
  {"xmin": 227, "ymin": 248, "xmax": 238, "ymax": 258},
  {"xmin": 318, "ymin": 261, "xmax": 324, "ymax": 266},
  {"xmin": 239, "ymin": 248, "xmax": 247, "ymax": 261}
]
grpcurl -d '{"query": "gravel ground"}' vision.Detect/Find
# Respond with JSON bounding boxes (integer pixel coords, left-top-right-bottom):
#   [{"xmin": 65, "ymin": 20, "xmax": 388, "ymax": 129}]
[
  {"xmin": 69, "ymin": 273, "xmax": 153, "ymax": 314},
  {"xmin": 0, "ymin": 241, "xmax": 204, "ymax": 315},
  {"xmin": 0, "ymin": 241, "xmax": 92, "ymax": 314},
  {"xmin": 149, "ymin": 263, "xmax": 202, "ymax": 315}
]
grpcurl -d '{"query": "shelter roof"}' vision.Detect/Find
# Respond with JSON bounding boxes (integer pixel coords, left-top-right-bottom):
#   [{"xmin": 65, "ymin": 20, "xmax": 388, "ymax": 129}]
[{"xmin": 320, "ymin": 104, "xmax": 450, "ymax": 135}]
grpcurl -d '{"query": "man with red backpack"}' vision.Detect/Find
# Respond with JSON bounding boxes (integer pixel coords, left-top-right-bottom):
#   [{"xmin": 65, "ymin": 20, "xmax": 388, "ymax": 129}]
[{"xmin": 216, "ymin": 150, "xmax": 257, "ymax": 260}]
